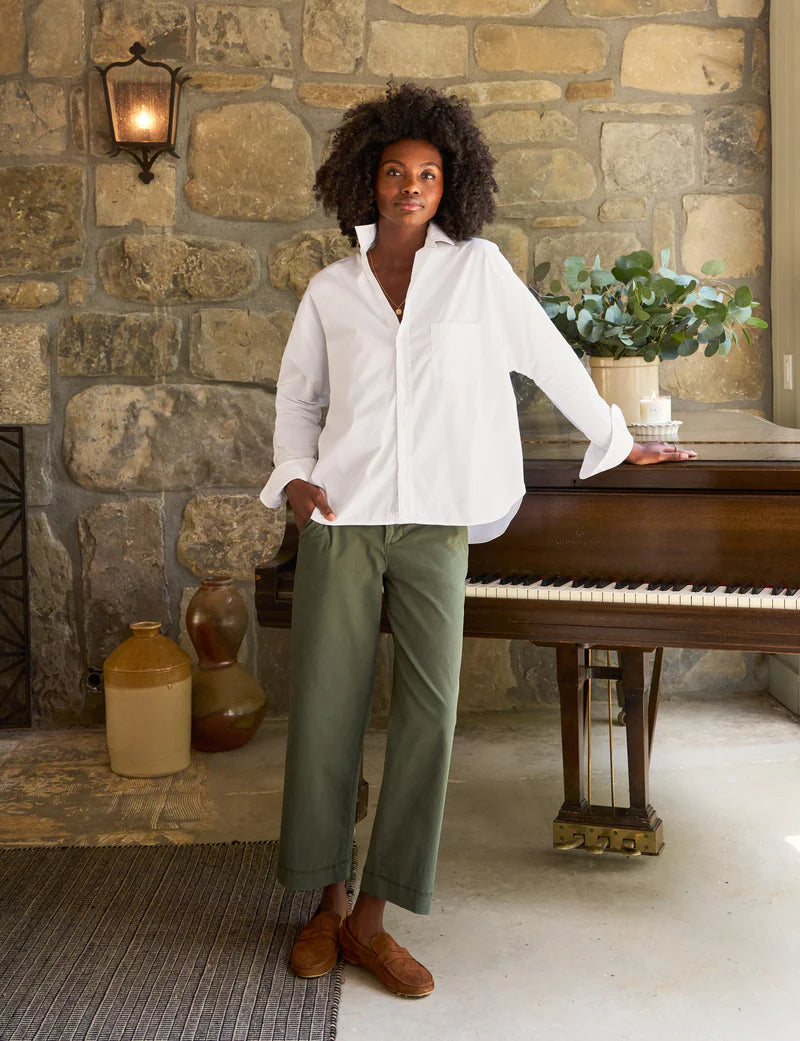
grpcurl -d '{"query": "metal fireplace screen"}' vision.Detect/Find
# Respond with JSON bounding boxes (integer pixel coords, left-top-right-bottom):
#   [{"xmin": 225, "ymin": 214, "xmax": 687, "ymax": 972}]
[{"xmin": 0, "ymin": 428, "xmax": 31, "ymax": 727}]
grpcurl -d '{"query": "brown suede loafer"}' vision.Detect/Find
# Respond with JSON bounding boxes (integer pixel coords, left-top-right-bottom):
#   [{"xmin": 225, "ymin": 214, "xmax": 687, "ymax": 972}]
[
  {"xmin": 290, "ymin": 909, "xmax": 343, "ymax": 978},
  {"xmin": 338, "ymin": 917, "xmax": 434, "ymax": 998}
]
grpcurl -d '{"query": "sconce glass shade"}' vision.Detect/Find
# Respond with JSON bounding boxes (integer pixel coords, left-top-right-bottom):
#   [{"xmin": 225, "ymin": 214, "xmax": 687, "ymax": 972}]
[{"xmin": 96, "ymin": 42, "xmax": 186, "ymax": 183}]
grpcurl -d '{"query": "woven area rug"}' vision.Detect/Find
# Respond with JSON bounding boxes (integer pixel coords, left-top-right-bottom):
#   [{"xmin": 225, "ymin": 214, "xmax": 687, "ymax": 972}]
[{"xmin": 0, "ymin": 841, "xmax": 351, "ymax": 1041}]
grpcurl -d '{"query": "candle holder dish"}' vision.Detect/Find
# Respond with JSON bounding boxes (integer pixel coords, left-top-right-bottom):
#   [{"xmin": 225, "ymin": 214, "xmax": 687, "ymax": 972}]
[{"xmin": 627, "ymin": 419, "xmax": 683, "ymax": 440}]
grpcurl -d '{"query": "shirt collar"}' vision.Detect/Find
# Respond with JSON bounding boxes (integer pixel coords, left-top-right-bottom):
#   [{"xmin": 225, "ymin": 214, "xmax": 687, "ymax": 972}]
[{"xmin": 354, "ymin": 221, "xmax": 455, "ymax": 255}]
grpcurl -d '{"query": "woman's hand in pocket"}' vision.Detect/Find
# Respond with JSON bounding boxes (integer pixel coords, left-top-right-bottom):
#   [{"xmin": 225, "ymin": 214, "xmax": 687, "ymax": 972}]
[{"xmin": 285, "ymin": 479, "xmax": 336, "ymax": 531}]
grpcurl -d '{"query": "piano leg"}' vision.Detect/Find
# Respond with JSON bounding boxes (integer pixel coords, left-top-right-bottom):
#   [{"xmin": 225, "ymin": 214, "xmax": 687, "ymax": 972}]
[{"xmin": 552, "ymin": 643, "xmax": 664, "ymax": 857}]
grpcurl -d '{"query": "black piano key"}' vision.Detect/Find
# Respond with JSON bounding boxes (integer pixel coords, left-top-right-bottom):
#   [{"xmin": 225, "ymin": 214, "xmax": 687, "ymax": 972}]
[
  {"xmin": 510, "ymin": 574, "xmax": 528, "ymax": 585},
  {"xmin": 483, "ymin": 573, "xmax": 501, "ymax": 583},
  {"xmin": 670, "ymin": 582, "xmax": 686, "ymax": 591},
  {"xmin": 740, "ymin": 585, "xmax": 755, "ymax": 594},
  {"xmin": 725, "ymin": 584, "xmax": 738, "ymax": 593},
  {"xmin": 691, "ymin": 583, "xmax": 704, "ymax": 592},
  {"xmin": 540, "ymin": 577, "xmax": 557, "ymax": 587},
  {"xmin": 786, "ymin": 588, "xmax": 798, "ymax": 596},
  {"xmin": 553, "ymin": 577, "xmax": 570, "ymax": 587},
  {"xmin": 773, "ymin": 587, "xmax": 786, "ymax": 596},
  {"xmin": 704, "ymin": 584, "xmax": 719, "ymax": 593},
  {"xmin": 647, "ymin": 581, "xmax": 661, "ymax": 591},
  {"xmin": 614, "ymin": 580, "xmax": 628, "ymax": 589},
  {"xmin": 658, "ymin": 582, "xmax": 672, "ymax": 591},
  {"xmin": 499, "ymin": 574, "xmax": 517, "ymax": 585}
]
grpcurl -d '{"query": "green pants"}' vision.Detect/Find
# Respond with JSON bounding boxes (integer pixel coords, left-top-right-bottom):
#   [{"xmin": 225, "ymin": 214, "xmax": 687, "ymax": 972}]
[{"xmin": 277, "ymin": 522, "xmax": 469, "ymax": 914}]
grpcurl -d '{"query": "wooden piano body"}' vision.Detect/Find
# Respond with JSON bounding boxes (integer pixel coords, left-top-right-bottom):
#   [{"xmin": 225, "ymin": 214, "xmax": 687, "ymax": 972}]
[{"xmin": 255, "ymin": 410, "xmax": 800, "ymax": 857}]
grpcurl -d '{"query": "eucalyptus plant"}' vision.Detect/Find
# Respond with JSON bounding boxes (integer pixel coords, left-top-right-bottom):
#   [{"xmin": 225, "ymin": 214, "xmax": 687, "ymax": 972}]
[{"xmin": 529, "ymin": 249, "xmax": 767, "ymax": 362}]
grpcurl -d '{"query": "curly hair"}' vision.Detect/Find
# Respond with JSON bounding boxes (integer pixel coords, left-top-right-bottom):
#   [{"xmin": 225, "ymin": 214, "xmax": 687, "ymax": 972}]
[{"xmin": 314, "ymin": 83, "xmax": 497, "ymax": 246}]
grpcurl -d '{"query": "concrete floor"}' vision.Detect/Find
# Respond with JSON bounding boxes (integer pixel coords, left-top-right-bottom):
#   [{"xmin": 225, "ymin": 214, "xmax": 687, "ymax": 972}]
[{"xmin": 1, "ymin": 692, "xmax": 799, "ymax": 1041}]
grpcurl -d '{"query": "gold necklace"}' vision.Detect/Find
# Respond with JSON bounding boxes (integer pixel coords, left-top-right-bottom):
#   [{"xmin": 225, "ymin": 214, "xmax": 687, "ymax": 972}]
[{"xmin": 368, "ymin": 252, "xmax": 406, "ymax": 315}]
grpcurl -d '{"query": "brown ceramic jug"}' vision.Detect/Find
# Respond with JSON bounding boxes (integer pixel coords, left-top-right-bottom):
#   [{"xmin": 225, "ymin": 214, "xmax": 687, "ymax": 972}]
[{"xmin": 185, "ymin": 577, "xmax": 266, "ymax": 752}]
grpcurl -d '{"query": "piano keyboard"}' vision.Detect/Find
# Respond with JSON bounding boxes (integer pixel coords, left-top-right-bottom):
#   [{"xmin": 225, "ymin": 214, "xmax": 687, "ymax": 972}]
[{"xmin": 465, "ymin": 574, "xmax": 800, "ymax": 610}]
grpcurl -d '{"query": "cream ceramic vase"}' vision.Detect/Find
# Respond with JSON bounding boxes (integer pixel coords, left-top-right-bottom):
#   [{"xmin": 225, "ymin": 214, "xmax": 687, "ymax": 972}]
[
  {"xmin": 589, "ymin": 356, "xmax": 660, "ymax": 425},
  {"xmin": 103, "ymin": 621, "xmax": 192, "ymax": 777}
]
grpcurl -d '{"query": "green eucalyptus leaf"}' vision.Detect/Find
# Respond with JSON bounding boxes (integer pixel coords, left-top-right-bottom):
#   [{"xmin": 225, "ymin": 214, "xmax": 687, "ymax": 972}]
[
  {"xmin": 589, "ymin": 270, "xmax": 616, "ymax": 289},
  {"xmin": 660, "ymin": 248, "xmax": 671, "ymax": 269},
  {"xmin": 746, "ymin": 317, "xmax": 768, "ymax": 328},
  {"xmin": 533, "ymin": 261, "xmax": 551, "ymax": 283},
  {"xmin": 701, "ymin": 259, "xmax": 725, "ymax": 277},
  {"xmin": 549, "ymin": 279, "xmax": 562, "ymax": 294},
  {"xmin": 704, "ymin": 343, "xmax": 718, "ymax": 357},
  {"xmin": 678, "ymin": 338, "xmax": 699, "ymax": 356},
  {"xmin": 734, "ymin": 285, "xmax": 753, "ymax": 308}
]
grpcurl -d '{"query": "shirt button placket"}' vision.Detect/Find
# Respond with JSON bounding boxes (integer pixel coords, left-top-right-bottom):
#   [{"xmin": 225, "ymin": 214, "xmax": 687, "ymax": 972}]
[{"xmin": 394, "ymin": 322, "xmax": 409, "ymax": 518}]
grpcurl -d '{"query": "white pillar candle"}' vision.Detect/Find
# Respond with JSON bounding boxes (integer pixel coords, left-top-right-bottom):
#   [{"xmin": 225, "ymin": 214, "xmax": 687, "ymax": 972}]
[{"xmin": 639, "ymin": 393, "xmax": 671, "ymax": 424}]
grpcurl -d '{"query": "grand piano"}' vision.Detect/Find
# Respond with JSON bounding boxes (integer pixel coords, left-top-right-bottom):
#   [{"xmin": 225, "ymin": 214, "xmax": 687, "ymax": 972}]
[{"xmin": 255, "ymin": 408, "xmax": 800, "ymax": 858}]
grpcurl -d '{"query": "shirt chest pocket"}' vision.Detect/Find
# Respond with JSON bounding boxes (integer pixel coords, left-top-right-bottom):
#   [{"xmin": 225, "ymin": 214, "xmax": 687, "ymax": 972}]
[{"xmin": 430, "ymin": 322, "xmax": 484, "ymax": 383}]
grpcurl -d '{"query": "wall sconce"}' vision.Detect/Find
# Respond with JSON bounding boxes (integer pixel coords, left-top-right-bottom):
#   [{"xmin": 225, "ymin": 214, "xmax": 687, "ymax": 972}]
[{"xmin": 96, "ymin": 42, "xmax": 187, "ymax": 184}]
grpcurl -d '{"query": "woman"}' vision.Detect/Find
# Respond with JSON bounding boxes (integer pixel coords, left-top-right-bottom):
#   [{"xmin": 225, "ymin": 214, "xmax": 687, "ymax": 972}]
[{"xmin": 260, "ymin": 83, "xmax": 695, "ymax": 999}]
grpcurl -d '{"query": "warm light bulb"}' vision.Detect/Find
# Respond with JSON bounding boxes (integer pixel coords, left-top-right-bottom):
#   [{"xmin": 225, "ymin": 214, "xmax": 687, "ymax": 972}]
[{"xmin": 135, "ymin": 107, "xmax": 153, "ymax": 131}]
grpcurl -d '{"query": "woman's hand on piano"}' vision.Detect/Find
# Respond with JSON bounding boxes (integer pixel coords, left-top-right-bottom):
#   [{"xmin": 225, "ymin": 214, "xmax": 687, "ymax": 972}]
[
  {"xmin": 286, "ymin": 479, "xmax": 336, "ymax": 531},
  {"xmin": 626, "ymin": 441, "xmax": 698, "ymax": 465}
]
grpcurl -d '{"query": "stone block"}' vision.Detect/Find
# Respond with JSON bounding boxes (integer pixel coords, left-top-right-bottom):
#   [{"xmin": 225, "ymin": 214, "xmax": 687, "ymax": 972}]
[
  {"xmin": 303, "ymin": 0, "xmax": 365, "ymax": 74},
  {"xmin": 659, "ymin": 326, "xmax": 767, "ymax": 403},
  {"xmin": 177, "ymin": 494, "xmax": 285, "ymax": 580},
  {"xmin": 459, "ymin": 81, "xmax": 561, "ymax": 106},
  {"xmin": 90, "ymin": 1, "xmax": 190, "ymax": 63},
  {"xmin": 717, "ymin": 0, "xmax": 763, "ymax": 14},
  {"xmin": 297, "ymin": 83, "xmax": 386, "ymax": 109},
  {"xmin": 601, "ymin": 123, "xmax": 696, "ymax": 194},
  {"xmin": 681, "ymin": 194, "xmax": 765, "ymax": 278},
  {"xmin": 78, "ymin": 498, "xmax": 168, "ymax": 665},
  {"xmin": 28, "ymin": 0, "xmax": 84, "ymax": 77},
  {"xmin": 621, "ymin": 25, "xmax": 744, "ymax": 94},
  {"xmin": 0, "ymin": 83, "xmax": 67, "ymax": 156},
  {"xmin": 482, "ymin": 224, "xmax": 529, "ymax": 282},
  {"xmin": 0, "ymin": 283, "xmax": 59, "ymax": 310},
  {"xmin": 196, "ymin": 5, "xmax": 291, "ymax": 68},
  {"xmin": 584, "ymin": 101, "xmax": 693, "ymax": 115},
  {"xmin": 185, "ymin": 102, "xmax": 314, "ymax": 221},
  {"xmin": 534, "ymin": 231, "xmax": 642, "ymax": 279},
  {"xmin": 68, "ymin": 278, "xmax": 92, "ymax": 307},
  {"xmin": 70, "ymin": 88, "xmax": 88, "ymax": 153},
  {"xmin": 269, "ymin": 228, "xmax": 356, "ymax": 299},
  {"xmin": 0, "ymin": 165, "xmax": 84, "ymax": 276},
  {"xmin": 566, "ymin": 79, "xmax": 613, "ymax": 101},
  {"xmin": 752, "ymin": 30, "xmax": 768, "ymax": 95},
  {"xmin": 64, "ymin": 384, "xmax": 276, "ymax": 491},
  {"xmin": 0, "ymin": 324, "xmax": 50, "ymax": 424},
  {"xmin": 495, "ymin": 149, "xmax": 596, "ymax": 212},
  {"xmin": 479, "ymin": 110, "xmax": 576, "ymax": 145},
  {"xmin": 703, "ymin": 104, "xmax": 768, "ymax": 187},
  {"xmin": 532, "ymin": 216, "xmax": 586, "ymax": 228},
  {"xmin": 475, "ymin": 26, "xmax": 608, "ymax": 75},
  {"xmin": 509, "ymin": 640, "xmax": 559, "ymax": 705},
  {"xmin": 0, "ymin": 0, "xmax": 24, "ymax": 74},
  {"xmin": 599, "ymin": 196, "xmax": 647, "ymax": 222},
  {"xmin": 391, "ymin": 0, "xmax": 549, "ymax": 11},
  {"xmin": 98, "ymin": 235, "xmax": 257, "ymax": 303},
  {"xmin": 27, "ymin": 514, "xmax": 90, "ymax": 727},
  {"xmin": 57, "ymin": 313, "xmax": 181, "ymax": 378},
  {"xmin": 567, "ymin": 0, "xmax": 707, "ymax": 13},
  {"xmin": 190, "ymin": 308, "xmax": 294, "ymax": 384},
  {"xmin": 95, "ymin": 164, "xmax": 176, "ymax": 227},
  {"xmin": 661, "ymin": 647, "xmax": 765, "ymax": 695},
  {"xmin": 651, "ymin": 200, "xmax": 676, "ymax": 265},
  {"xmin": 367, "ymin": 22, "xmax": 467, "ymax": 79},
  {"xmin": 24, "ymin": 427, "xmax": 52, "ymax": 508},
  {"xmin": 457, "ymin": 639, "xmax": 517, "ymax": 712},
  {"xmin": 254, "ymin": 625, "xmax": 292, "ymax": 716},
  {"xmin": 187, "ymin": 73, "xmax": 270, "ymax": 93}
]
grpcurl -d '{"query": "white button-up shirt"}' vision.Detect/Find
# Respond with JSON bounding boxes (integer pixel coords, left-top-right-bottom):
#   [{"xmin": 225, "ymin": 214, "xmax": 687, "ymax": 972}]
[{"xmin": 260, "ymin": 222, "xmax": 633, "ymax": 543}]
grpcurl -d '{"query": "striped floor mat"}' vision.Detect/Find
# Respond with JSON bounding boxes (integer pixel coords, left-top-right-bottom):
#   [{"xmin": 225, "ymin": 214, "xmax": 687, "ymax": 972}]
[{"xmin": 0, "ymin": 841, "xmax": 348, "ymax": 1041}]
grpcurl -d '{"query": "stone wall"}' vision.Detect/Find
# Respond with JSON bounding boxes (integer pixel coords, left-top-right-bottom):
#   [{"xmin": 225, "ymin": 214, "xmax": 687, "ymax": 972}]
[{"xmin": 0, "ymin": 0, "xmax": 770, "ymax": 727}]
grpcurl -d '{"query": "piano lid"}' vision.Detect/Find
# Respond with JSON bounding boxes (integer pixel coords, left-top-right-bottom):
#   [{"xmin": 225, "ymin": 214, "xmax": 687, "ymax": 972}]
[{"xmin": 518, "ymin": 407, "xmax": 800, "ymax": 491}]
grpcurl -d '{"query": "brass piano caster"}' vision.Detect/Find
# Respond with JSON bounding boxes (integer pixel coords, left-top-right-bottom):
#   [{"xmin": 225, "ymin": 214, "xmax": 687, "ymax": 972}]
[
  {"xmin": 585, "ymin": 836, "xmax": 610, "ymax": 855},
  {"xmin": 554, "ymin": 834, "xmax": 585, "ymax": 850},
  {"xmin": 616, "ymin": 709, "xmax": 626, "ymax": 726}
]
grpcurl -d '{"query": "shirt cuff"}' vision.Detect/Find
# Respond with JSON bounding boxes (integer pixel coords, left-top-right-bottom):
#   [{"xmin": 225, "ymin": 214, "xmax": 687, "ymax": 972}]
[
  {"xmin": 259, "ymin": 458, "xmax": 317, "ymax": 508},
  {"xmin": 578, "ymin": 404, "xmax": 634, "ymax": 480}
]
